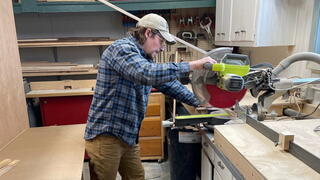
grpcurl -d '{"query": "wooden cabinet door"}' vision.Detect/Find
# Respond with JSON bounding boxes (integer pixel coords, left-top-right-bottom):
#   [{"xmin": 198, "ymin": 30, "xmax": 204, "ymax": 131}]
[
  {"xmin": 240, "ymin": 0, "xmax": 258, "ymax": 41},
  {"xmin": 215, "ymin": 0, "xmax": 233, "ymax": 42}
]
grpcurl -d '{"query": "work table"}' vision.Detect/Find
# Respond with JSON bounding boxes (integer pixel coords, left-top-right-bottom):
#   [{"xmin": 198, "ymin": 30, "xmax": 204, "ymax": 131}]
[
  {"xmin": 180, "ymin": 90, "xmax": 320, "ymax": 179},
  {"xmin": 0, "ymin": 124, "xmax": 85, "ymax": 179},
  {"xmin": 200, "ymin": 118, "xmax": 320, "ymax": 179}
]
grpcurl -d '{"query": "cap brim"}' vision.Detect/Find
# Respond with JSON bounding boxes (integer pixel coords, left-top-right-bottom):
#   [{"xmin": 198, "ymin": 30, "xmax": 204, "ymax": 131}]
[{"xmin": 159, "ymin": 31, "xmax": 176, "ymax": 44}]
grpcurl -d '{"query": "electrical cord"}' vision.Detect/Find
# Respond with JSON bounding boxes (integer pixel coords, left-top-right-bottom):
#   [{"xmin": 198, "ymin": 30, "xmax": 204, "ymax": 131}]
[{"xmin": 295, "ymin": 102, "xmax": 320, "ymax": 119}]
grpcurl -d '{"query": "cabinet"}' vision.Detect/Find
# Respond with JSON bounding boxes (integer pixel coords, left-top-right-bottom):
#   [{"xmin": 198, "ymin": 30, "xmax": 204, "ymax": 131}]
[
  {"xmin": 201, "ymin": 134, "xmax": 240, "ymax": 180},
  {"xmin": 139, "ymin": 93, "xmax": 165, "ymax": 160},
  {"xmin": 215, "ymin": 0, "xmax": 232, "ymax": 42},
  {"xmin": 215, "ymin": 0, "xmax": 299, "ymax": 47}
]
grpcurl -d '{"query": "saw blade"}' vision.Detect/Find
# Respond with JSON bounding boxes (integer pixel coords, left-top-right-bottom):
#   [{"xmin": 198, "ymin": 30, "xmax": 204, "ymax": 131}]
[{"xmin": 206, "ymin": 84, "xmax": 247, "ymax": 108}]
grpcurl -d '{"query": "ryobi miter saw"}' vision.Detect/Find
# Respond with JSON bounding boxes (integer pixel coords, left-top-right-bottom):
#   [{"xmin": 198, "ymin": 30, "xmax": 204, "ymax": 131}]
[
  {"xmin": 192, "ymin": 48, "xmax": 250, "ymax": 108},
  {"xmin": 172, "ymin": 49, "xmax": 320, "ymax": 127}
]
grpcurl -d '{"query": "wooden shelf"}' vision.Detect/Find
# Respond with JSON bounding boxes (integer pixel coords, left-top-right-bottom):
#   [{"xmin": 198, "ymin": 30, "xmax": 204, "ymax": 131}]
[
  {"xmin": 18, "ymin": 40, "xmax": 114, "ymax": 48},
  {"xmin": 22, "ymin": 68, "xmax": 98, "ymax": 77}
]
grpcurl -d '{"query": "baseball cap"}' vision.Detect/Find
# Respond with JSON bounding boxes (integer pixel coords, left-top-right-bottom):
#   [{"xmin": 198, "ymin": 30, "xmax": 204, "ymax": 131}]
[{"xmin": 137, "ymin": 13, "xmax": 176, "ymax": 44}]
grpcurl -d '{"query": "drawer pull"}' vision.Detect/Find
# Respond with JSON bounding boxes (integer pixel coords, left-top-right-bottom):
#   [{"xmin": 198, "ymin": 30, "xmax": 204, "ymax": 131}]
[
  {"xmin": 203, "ymin": 142, "xmax": 209, "ymax": 148},
  {"xmin": 217, "ymin": 161, "xmax": 225, "ymax": 170}
]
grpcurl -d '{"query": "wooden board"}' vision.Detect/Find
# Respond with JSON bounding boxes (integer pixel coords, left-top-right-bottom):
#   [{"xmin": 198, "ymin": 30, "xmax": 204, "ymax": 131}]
[
  {"xmin": 0, "ymin": 124, "xmax": 85, "ymax": 179},
  {"xmin": 30, "ymin": 79, "xmax": 96, "ymax": 90},
  {"xmin": 18, "ymin": 40, "xmax": 113, "ymax": 48},
  {"xmin": 26, "ymin": 88, "xmax": 94, "ymax": 98},
  {"xmin": 214, "ymin": 123, "xmax": 320, "ymax": 180},
  {"xmin": 23, "ymin": 69, "xmax": 98, "ymax": 77},
  {"xmin": 262, "ymin": 119, "xmax": 320, "ymax": 159},
  {"xmin": 0, "ymin": 0, "xmax": 29, "ymax": 150}
]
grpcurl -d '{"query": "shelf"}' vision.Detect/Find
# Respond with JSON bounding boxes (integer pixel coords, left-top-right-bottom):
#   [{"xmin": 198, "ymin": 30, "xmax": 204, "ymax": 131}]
[
  {"xmin": 23, "ymin": 68, "xmax": 98, "ymax": 77},
  {"xmin": 18, "ymin": 40, "xmax": 114, "ymax": 48},
  {"xmin": 13, "ymin": 0, "xmax": 215, "ymax": 13}
]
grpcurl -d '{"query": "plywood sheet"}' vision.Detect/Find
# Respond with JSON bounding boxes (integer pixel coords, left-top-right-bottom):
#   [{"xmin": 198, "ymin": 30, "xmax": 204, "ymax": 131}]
[
  {"xmin": 214, "ymin": 123, "xmax": 320, "ymax": 180},
  {"xmin": 0, "ymin": 0, "xmax": 28, "ymax": 149},
  {"xmin": 0, "ymin": 124, "xmax": 85, "ymax": 179}
]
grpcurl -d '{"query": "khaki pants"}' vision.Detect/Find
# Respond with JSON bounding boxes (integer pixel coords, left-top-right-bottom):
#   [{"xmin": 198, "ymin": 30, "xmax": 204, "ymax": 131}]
[{"xmin": 85, "ymin": 135, "xmax": 145, "ymax": 180}]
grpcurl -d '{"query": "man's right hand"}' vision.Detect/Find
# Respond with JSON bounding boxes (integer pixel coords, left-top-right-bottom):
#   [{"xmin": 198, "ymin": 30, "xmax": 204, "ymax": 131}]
[{"xmin": 189, "ymin": 56, "xmax": 217, "ymax": 71}]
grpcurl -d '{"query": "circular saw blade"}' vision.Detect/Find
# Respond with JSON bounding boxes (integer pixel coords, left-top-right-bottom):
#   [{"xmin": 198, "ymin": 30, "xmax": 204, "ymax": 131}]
[
  {"xmin": 191, "ymin": 47, "xmax": 246, "ymax": 108},
  {"xmin": 206, "ymin": 84, "xmax": 247, "ymax": 108}
]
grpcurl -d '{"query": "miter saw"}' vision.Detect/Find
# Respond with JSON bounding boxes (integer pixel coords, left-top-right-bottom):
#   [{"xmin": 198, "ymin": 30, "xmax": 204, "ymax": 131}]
[
  {"xmin": 172, "ymin": 50, "xmax": 320, "ymax": 127},
  {"xmin": 193, "ymin": 51, "xmax": 320, "ymax": 121}
]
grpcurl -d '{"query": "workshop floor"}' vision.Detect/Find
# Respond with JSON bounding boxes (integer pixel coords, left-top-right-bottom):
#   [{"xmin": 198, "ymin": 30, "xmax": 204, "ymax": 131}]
[
  {"xmin": 116, "ymin": 161, "xmax": 171, "ymax": 180},
  {"xmin": 83, "ymin": 160, "xmax": 170, "ymax": 180}
]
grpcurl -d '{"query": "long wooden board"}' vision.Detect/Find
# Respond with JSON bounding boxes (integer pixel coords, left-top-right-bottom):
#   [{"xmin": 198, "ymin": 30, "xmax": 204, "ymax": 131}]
[
  {"xmin": 0, "ymin": 124, "xmax": 85, "ymax": 179},
  {"xmin": 30, "ymin": 79, "xmax": 96, "ymax": 90},
  {"xmin": 18, "ymin": 40, "xmax": 113, "ymax": 48},
  {"xmin": 0, "ymin": 0, "xmax": 29, "ymax": 150},
  {"xmin": 214, "ymin": 123, "xmax": 320, "ymax": 180}
]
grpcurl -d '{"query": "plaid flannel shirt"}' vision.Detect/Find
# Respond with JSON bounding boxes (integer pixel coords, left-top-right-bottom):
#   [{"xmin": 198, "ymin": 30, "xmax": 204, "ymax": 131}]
[{"xmin": 84, "ymin": 35, "xmax": 200, "ymax": 146}]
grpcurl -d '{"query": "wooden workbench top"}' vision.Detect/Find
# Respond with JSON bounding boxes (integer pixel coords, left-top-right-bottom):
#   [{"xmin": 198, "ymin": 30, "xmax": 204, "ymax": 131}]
[
  {"xmin": 0, "ymin": 124, "xmax": 85, "ymax": 180},
  {"xmin": 214, "ymin": 120, "xmax": 320, "ymax": 180}
]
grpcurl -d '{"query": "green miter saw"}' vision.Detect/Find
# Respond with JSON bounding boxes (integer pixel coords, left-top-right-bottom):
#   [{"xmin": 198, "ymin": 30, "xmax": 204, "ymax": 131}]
[
  {"xmin": 171, "ymin": 48, "xmax": 251, "ymax": 128},
  {"xmin": 192, "ymin": 49, "xmax": 251, "ymax": 108}
]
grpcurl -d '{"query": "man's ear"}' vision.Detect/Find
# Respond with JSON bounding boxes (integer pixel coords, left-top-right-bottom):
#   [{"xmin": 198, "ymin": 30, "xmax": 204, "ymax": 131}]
[{"xmin": 145, "ymin": 28, "xmax": 152, "ymax": 38}]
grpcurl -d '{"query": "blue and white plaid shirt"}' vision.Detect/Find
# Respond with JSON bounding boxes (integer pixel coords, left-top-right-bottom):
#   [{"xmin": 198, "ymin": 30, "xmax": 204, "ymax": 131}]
[{"xmin": 84, "ymin": 35, "xmax": 200, "ymax": 146}]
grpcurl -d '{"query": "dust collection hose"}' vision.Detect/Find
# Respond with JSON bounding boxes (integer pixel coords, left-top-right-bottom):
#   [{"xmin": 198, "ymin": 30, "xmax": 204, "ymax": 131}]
[{"xmin": 272, "ymin": 52, "xmax": 320, "ymax": 76}]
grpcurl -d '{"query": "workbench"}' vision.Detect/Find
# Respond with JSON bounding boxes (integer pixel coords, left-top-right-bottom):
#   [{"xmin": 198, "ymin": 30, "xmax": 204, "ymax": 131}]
[
  {"xmin": 0, "ymin": 124, "xmax": 85, "ymax": 179},
  {"xmin": 180, "ymin": 92, "xmax": 320, "ymax": 179},
  {"xmin": 203, "ymin": 119, "xmax": 320, "ymax": 179}
]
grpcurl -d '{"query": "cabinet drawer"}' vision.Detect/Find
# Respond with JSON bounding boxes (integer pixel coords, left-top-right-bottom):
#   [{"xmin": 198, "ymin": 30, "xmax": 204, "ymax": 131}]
[
  {"xmin": 139, "ymin": 116, "xmax": 161, "ymax": 137},
  {"xmin": 148, "ymin": 93, "xmax": 163, "ymax": 104},
  {"xmin": 139, "ymin": 137, "xmax": 162, "ymax": 156},
  {"xmin": 214, "ymin": 152, "xmax": 233, "ymax": 180},
  {"xmin": 202, "ymin": 136, "xmax": 215, "ymax": 163},
  {"xmin": 145, "ymin": 104, "xmax": 160, "ymax": 116}
]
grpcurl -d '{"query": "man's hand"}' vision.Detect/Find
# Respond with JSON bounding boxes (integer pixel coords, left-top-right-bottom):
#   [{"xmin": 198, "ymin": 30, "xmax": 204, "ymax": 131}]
[{"xmin": 189, "ymin": 56, "xmax": 217, "ymax": 71}]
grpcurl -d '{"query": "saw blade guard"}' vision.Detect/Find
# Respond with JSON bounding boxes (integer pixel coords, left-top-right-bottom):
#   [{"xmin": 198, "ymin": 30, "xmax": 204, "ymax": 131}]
[{"xmin": 191, "ymin": 47, "xmax": 233, "ymax": 105}]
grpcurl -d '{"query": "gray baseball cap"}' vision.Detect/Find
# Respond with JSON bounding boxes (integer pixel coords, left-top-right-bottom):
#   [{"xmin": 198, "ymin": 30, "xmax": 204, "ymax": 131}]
[{"xmin": 137, "ymin": 13, "xmax": 176, "ymax": 44}]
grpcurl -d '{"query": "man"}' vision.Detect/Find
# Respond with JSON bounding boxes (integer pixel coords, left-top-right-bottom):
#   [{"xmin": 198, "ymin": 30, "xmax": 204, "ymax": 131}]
[{"xmin": 84, "ymin": 13, "xmax": 216, "ymax": 180}]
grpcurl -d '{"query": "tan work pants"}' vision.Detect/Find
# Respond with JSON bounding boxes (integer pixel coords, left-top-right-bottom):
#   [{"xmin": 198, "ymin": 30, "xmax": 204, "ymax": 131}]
[{"xmin": 85, "ymin": 135, "xmax": 145, "ymax": 180}]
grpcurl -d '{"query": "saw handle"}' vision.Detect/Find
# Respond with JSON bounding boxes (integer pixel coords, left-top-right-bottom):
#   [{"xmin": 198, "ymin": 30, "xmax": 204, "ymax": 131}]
[{"xmin": 203, "ymin": 62, "xmax": 213, "ymax": 70}]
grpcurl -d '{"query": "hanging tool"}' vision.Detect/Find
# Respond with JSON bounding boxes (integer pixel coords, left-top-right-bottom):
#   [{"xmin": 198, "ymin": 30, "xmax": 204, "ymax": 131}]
[{"xmin": 200, "ymin": 16, "xmax": 213, "ymax": 43}]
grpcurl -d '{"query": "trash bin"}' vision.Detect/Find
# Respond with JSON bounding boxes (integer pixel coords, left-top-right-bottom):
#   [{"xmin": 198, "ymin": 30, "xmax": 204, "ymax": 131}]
[{"xmin": 167, "ymin": 128, "xmax": 202, "ymax": 180}]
